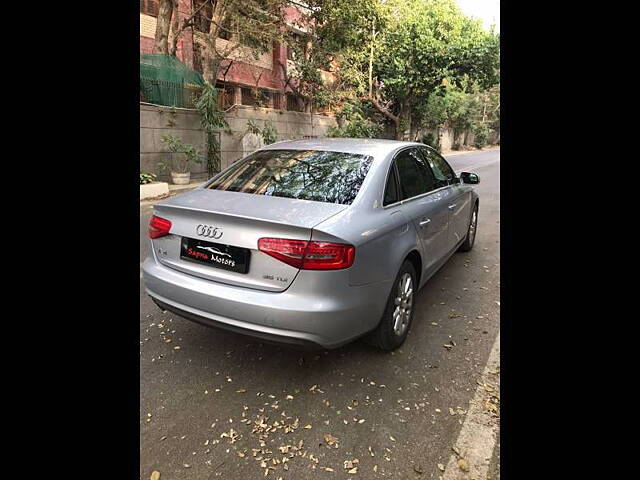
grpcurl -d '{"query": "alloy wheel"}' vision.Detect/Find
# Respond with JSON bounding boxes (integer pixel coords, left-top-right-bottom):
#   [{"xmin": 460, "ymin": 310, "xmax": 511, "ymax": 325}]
[
  {"xmin": 469, "ymin": 210, "xmax": 477, "ymax": 245},
  {"xmin": 393, "ymin": 273, "xmax": 414, "ymax": 337}
]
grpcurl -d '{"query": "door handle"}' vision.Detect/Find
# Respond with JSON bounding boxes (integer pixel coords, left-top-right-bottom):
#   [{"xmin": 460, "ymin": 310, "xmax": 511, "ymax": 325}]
[
  {"xmin": 419, "ymin": 218, "xmax": 431, "ymax": 226},
  {"xmin": 448, "ymin": 204, "xmax": 457, "ymax": 210}
]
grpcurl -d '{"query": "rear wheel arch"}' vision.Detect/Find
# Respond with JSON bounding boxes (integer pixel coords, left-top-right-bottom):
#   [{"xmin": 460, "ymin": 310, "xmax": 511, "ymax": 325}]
[{"xmin": 405, "ymin": 250, "xmax": 422, "ymax": 286}]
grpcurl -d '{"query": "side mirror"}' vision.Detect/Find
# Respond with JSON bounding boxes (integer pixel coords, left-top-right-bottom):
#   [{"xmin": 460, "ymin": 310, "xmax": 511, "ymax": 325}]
[{"xmin": 460, "ymin": 172, "xmax": 480, "ymax": 184}]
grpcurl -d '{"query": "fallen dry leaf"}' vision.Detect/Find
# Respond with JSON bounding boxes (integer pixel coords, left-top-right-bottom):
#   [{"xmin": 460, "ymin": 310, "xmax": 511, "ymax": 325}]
[
  {"xmin": 150, "ymin": 472, "xmax": 160, "ymax": 480},
  {"xmin": 437, "ymin": 463, "xmax": 445, "ymax": 472},
  {"xmin": 457, "ymin": 459, "xmax": 469, "ymax": 472},
  {"xmin": 324, "ymin": 433, "xmax": 339, "ymax": 448}
]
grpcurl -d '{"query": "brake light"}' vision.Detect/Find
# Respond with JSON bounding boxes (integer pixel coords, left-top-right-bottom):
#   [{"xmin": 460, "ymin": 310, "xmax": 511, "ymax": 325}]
[
  {"xmin": 258, "ymin": 238, "xmax": 355, "ymax": 270},
  {"xmin": 149, "ymin": 215, "xmax": 172, "ymax": 239}
]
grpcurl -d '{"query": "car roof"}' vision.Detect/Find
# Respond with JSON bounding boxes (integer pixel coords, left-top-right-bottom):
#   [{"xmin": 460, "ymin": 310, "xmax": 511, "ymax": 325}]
[{"xmin": 260, "ymin": 138, "xmax": 425, "ymax": 159}]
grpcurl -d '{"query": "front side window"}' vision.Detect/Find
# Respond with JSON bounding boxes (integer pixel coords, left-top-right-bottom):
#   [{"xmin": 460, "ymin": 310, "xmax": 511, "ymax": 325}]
[
  {"xmin": 421, "ymin": 147, "xmax": 456, "ymax": 183},
  {"xmin": 395, "ymin": 149, "xmax": 437, "ymax": 200},
  {"xmin": 208, "ymin": 149, "xmax": 373, "ymax": 205}
]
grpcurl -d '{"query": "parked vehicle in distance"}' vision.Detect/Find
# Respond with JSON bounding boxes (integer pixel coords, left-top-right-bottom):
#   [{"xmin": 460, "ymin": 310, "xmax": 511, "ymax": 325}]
[{"xmin": 143, "ymin": 138, "xmax": 480, "ymax": 350}]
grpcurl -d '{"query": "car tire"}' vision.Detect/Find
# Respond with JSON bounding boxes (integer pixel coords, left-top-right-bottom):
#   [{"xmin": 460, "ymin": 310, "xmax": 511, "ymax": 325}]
[
  {"xmin": 364, "ymin": 260, "xmax": 417, "ymax": 351},
  {"xmin": 458, "ymin": 203, "xmax": 478, "ymax": 252}
]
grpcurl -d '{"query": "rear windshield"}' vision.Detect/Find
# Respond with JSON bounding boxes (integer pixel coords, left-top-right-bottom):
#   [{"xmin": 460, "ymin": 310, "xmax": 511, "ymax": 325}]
[{"xmin": 207, "ymin": 149, "xmax": 374, "ymax": 205}]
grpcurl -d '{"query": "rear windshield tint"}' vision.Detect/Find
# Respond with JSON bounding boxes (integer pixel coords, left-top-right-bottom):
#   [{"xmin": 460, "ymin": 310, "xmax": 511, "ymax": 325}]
[{"xmin": 208, "ymin": 149, "xmax": 374, "ymax": 205}]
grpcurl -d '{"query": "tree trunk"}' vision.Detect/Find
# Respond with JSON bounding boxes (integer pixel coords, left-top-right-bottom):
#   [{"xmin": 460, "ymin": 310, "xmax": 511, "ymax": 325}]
[
  {"xmin": 155, "ymin": 0, "xmax": 174, "ymax": 54},
  {"xmin": 168, "ymin": 0, "xmax": 180, "ymax": 56},
  {"xmin": 393, "ymin": 117, "xmax": 403, "ymax": 140},
  {"xmin": 369, "ymin": 22, "xmax": 375, "ymax": 98},
  {"xmin": 365, "ymin": 96, "xmax": 402, "ymax": 139},
  {"xmin": 201, "ymin": 50, "xmax": 219, "ymax": 84}
]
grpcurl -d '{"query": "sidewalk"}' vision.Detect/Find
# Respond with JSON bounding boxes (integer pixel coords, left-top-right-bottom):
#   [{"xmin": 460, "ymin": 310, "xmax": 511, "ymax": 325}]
[
  {"xmin": 443, "ymin": 145, "xmax": 500, "ymax": 156},
  {"xmin": 168, "ymin": 180, "xmax": 205, "ymax": 194},
  {"xmin": 140, "ymin": 180, "xmax": 204, "ymax": 205}
]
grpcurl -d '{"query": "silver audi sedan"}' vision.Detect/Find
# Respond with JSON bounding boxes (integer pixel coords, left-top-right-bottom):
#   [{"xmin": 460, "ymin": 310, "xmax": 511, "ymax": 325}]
[{"xmin": 143, "ymin": 138, "xmax": 480, "ymax": 350}]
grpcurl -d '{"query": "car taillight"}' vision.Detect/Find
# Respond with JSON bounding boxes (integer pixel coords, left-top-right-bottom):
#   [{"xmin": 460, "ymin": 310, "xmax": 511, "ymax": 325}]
[
  {"xmin": 258, "ymin": 238, "xmax": 355, "ymax": 270},
  {"xmin": 149, "ymin": 215, "xmax": 172, "ymax": 239}
]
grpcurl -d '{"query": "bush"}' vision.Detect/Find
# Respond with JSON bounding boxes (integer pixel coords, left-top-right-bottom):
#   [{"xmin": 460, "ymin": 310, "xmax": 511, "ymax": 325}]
[
  {"xmin": 262, "ymin": 121, "xmax": 278, "ymax": 145},
  {"xmin": 159, "ymin": 135, "xmax": 203, "ymax": 173},
  {"xmin": 328, "ymin": 101, "xmax": 383, "ymax": 139},
  {"xmin": 140, "ymin": 172, "xmax": 157, "ymax": 185},
  {"xmin": 473, "ymin": 124, "xmax": 490, "ymax": 149},
  {"xmin": 247, "ymin": 120, "xmax": 278, "ymax": 145},
  {"xmin": 327, "ymin": 117, "xmax": 381, "ymax": 138}
]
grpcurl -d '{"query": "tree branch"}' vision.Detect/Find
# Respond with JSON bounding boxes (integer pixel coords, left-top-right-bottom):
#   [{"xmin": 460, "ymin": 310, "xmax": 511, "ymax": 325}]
[{"xmin": 170, "ymin": 0, "xmax": 212, "ymax": 56}]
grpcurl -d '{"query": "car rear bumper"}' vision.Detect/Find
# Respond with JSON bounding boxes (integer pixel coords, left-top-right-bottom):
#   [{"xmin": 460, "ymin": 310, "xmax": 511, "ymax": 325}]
[{"xmin": 142, "ymin": 256, "xmax": 392, "ymax": 349}]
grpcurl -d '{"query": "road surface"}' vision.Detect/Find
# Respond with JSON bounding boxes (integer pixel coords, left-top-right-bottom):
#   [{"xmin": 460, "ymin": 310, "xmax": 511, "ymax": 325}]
[{"xmin": 139, "ymin": 148, "xmax": 500, "ymax": 480}]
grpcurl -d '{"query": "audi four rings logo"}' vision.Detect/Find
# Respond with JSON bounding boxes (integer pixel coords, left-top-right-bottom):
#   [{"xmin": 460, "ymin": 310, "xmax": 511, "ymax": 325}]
[{"xmin": 196, "ymin": 224, "xmax": 223, "ymax": 239}]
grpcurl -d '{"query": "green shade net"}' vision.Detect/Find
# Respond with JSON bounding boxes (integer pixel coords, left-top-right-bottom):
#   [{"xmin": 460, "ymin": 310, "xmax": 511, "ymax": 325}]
[{"xmin": 140, "ymin": 54, "xmax": 204, "ymax": 108}]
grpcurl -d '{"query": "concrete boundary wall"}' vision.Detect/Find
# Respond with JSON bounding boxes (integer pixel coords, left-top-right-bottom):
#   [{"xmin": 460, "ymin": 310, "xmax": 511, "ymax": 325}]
[
  {"xmin": 140, "ymin": 104, "xmax": 497, "ymax": 182},
  {"xmin": 140, "ymin": 103, "xmax": 337, "ymax": 182}
]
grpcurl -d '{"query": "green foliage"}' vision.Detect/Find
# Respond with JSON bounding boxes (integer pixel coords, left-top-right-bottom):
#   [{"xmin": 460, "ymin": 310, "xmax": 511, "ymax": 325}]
[
  {"xmin": 327, "ymin": 117, "xmax": 381, "ymax": 138},
  {"xmin": 283, "ymin": 0, "xmax": 383, "ymax": 111},
  {"xmin": 261, "ymin": 121, "xmax": 278, "ymax": 145},
  {"xmin": 419, "ymin": 80, "xmax": 499, "ymax": 146},
  {"xmin": 195, "ymin": 82, "xmax": 228, "ymax": 176},
  {"xmin": 140, "ymin": 172, "xmax": 157, "ymax": 185},
  {"xmin": 375, "ymin": 0, "xmax": 498, "ymax": 102},
  {"xmin": 246, "ymin": 120, "xmax": 279, "ymax": 145},
  {"xmin": 446, "ymin": 86, "xmax": 479, "ymax": 134},
  {"xmin": 246, "ymin": 119, "xmax": 262, "ymax": 136},
  {"xmin": 159, "ymin": 135, "xmax": 203, "ymax": 174},
  {"xmin": 327, "ymin": 102, "xmax": 382, "ymax": 138},
  {"xmin": 324, "ymin": 0, "xmax": 500, "ymax": 139},
  {"xmin": 473, "ymin": 123, "xmax": 490, "ymax": 148}
]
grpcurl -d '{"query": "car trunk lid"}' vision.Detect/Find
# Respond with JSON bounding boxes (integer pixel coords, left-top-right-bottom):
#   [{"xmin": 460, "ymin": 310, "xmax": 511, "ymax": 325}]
[{"xmin": 150, "ymin": 188, "xmax": 348, "ymax": 292}]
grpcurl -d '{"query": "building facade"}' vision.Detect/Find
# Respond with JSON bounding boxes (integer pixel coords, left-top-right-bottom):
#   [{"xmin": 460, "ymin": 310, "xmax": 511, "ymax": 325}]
[{"xmin": 139, "ymin": 1, "xmax": 328, "ymax": 113}]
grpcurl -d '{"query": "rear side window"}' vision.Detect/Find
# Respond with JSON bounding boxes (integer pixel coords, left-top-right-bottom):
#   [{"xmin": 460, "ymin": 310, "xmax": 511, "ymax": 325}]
[
  {"xmin": 395, "ymin": 149, "xmax": 437, "ymax": 200},
  {"xmin": 208, "ymin": 149, "xmax": 373, "ymax": 205},
  {"xmin": 383, "ymin": 166, "xmax": 399, "ymax": 206}
]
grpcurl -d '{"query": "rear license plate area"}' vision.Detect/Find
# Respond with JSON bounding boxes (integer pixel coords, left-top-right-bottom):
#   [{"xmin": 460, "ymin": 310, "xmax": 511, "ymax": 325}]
[{"xmin": 180, "ymin": 237, "xmax": 250, "ymax": 274}]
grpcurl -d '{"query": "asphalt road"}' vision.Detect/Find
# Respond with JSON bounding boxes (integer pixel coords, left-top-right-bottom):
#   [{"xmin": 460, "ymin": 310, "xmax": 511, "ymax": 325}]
[{"xmin": 140, "ymin": 148, "xmax": 500, "ymax": 480}]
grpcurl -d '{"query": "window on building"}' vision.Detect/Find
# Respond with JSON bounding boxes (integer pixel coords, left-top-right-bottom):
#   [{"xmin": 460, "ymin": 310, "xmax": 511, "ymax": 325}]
[
  {"xmin": 272, "ymin": 92, "xmax": 283, "ymax": 110},
  {"xmin": 140, "ymin": 0, "xmax": 160, "ymax": 17},
  {"xmin": 216, "ymin": 82, "xmax": 236, "ymax": 109},
  {"xmin": 286, "ymin": 93, "xmax": 305, "ymax": 112},
  {"xmin": 241, "ymin": 87, "xmax": 271, "ymax": 107}
]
